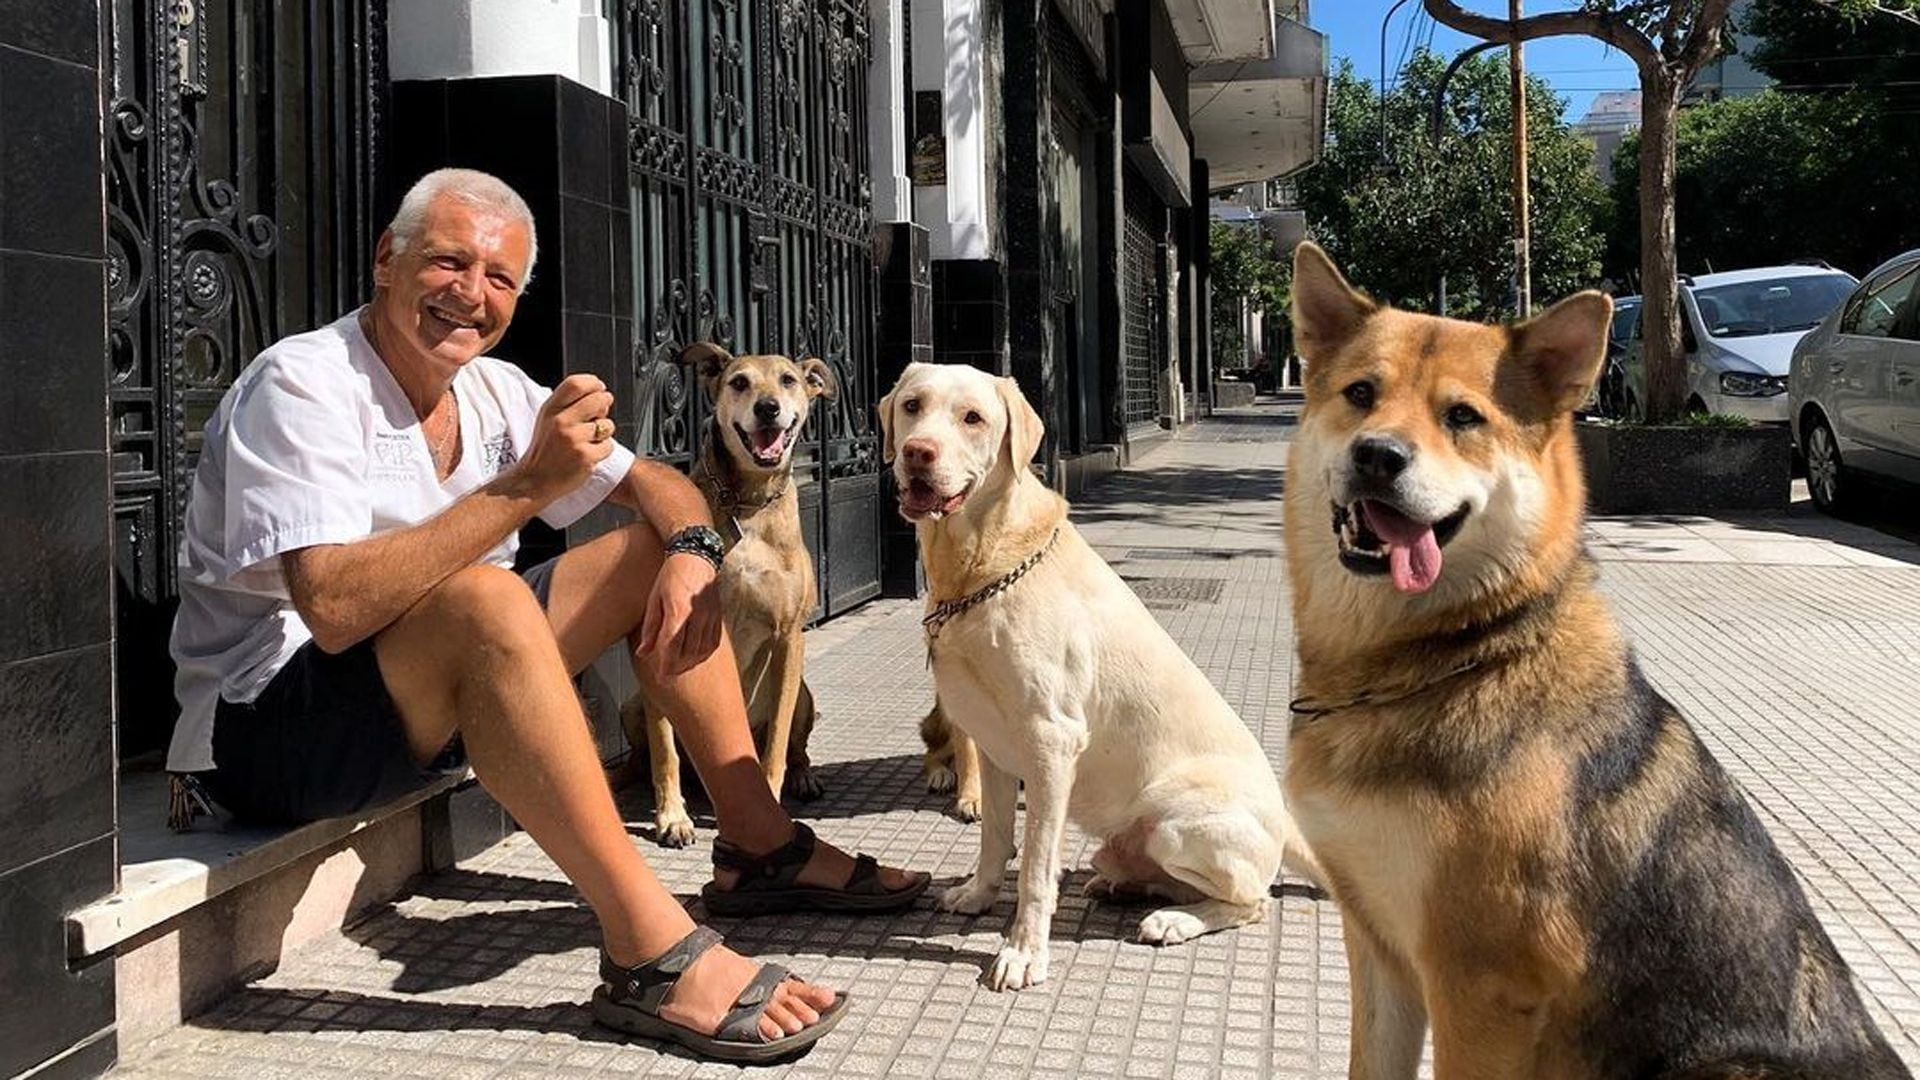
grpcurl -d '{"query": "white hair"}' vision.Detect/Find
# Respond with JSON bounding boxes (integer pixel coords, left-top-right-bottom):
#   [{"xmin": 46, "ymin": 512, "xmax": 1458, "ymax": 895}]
[{"xmin": 387, "ymin": 168, "xmax": 539, "ymax": 291}]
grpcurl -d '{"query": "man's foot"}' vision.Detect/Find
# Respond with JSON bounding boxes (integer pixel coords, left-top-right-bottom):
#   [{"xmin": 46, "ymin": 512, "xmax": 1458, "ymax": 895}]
[
  {"xmin": 656, "ymin": 941, "xmax": 830, "ymax": 1040},
  {"xmin": 595, "ymin": 927, "xmax": 848, "ymax": 1063},
  {"xmin": 703, "ymin": 821, "xmax": 930, "ymax": 915}
]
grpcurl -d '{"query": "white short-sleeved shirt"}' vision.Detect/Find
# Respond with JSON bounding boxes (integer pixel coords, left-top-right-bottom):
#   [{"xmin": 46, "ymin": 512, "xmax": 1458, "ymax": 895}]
[{"xmin": 166, "ymin": 309, "xmax": 635, "ymax": 772}]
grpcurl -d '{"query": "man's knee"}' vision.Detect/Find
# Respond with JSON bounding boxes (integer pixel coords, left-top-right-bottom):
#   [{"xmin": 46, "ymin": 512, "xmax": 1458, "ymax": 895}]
[{"xmin": 430, "ymin": 564, "xmax": 547, "ymax": 642}]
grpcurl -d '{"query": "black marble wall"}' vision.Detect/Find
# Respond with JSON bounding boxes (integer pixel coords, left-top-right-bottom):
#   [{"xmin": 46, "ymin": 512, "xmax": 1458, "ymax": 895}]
[
  {"xmin": 930, "ymin": 259, "xmax": 1009, "ymax": 374},
  {"xmin": 388, "ymin": 75, "xmax": 636, "ymax": 757},
  {"xmin": 0, "ymin": 1, "xmax": 120, "ymax": 1076}
]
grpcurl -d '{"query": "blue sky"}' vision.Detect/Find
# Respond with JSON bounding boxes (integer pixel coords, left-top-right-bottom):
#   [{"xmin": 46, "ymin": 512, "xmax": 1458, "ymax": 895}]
[{"xmin": 1311, "ymin": 1, "xmax": 1642, "ymax": 121}]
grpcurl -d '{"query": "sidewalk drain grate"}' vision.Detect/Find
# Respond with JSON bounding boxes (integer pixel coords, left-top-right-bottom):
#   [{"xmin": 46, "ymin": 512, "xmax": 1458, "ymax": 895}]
[
  {"xmin": 1123, "ymin": 576, "xmax": 1227, "ymax": 604},
  {"xmin": 1125, "ymin": 547, "xmax": 1222, "ymax": 560}
]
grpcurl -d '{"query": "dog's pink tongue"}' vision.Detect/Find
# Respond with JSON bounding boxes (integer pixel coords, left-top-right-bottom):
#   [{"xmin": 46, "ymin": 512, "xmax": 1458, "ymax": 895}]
[{"xmin": 1361, "ymin": 500, "xmax": 1443, "ymax": 594}]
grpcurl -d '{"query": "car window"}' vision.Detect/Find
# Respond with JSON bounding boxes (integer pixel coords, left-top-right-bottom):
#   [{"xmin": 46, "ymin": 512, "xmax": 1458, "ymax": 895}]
[
  {"xmin": 1840, "ymin": 264, "xmax": 1920, "ymax": 339},
  {"xmin": 1610, "ymin": 305, "xmax": 1639, "ymax": 345},
  {"xmin": 1690, "ymin": 273, "xmax": 1857, "ymax": 338}
]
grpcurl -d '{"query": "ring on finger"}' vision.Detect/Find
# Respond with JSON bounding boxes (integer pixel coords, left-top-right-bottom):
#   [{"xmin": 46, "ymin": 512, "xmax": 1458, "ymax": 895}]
[{"xmin": 590, "ymin": 417, "xmax": 612, "ymax": 443}]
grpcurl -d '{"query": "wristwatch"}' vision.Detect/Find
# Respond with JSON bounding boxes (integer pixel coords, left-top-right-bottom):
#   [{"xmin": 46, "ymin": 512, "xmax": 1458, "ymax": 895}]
[{"xmin": 663, "ymin": 524, "xmax": 726, "ymax": 570}]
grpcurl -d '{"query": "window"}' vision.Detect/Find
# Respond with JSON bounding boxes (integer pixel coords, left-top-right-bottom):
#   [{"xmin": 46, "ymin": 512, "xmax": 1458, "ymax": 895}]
[
  {"xmin": 1610, "ymin": 304, "xmax": 1639, "ymax": 346},
  {"xmin": 1690, "ymin": 273, "xmax": 1856, "ymax": 339},
  {"xmin": 1840, "ymin": 264, "xmax": 1920, "ymax": 339}
]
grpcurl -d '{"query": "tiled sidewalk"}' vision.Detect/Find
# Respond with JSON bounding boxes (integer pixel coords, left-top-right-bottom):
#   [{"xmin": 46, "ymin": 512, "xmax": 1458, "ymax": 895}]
[{"xmin": 117, "ymin": 404, "xmax": 1920, "ymax": 1077}]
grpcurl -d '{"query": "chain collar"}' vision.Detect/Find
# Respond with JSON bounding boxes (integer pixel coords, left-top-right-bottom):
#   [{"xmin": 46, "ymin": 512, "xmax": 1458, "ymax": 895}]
[
  {"xmin": 692, "ymin": 460, "xmax": 790, "ymax": 544},
  {"xmin": 923, "ymin": 529, "xmax": 1061, "ymax": 648}
]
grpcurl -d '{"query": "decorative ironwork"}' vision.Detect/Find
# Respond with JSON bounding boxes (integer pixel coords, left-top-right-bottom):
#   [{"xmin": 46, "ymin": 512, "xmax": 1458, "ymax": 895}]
[
  {"xmin": 105, "ymin": 0, "xmax": 387, "ymax": 757},
  {"xmin": 615, "ymin": 0, "xmax": 880, "ymax": 616}
]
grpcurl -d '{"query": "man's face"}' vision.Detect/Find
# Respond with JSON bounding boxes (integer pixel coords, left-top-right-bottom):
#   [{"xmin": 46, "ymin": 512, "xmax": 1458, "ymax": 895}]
[{"xmin": 370, "ymin": 195, "xmax": 532, "ymax": 373}]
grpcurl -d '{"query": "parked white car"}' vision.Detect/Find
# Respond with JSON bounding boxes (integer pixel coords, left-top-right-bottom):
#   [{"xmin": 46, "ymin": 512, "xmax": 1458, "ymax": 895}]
[
  {"xmin": 1789, "ymin": 248, "xmax": 1920, "ymax": 513},
  {"xmin": 1621, "ymin": 265, "xmax": 1858, "ymax": 424}
]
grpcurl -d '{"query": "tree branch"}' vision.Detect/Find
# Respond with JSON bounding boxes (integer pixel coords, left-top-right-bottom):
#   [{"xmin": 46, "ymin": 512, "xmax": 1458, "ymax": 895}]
[
  {"xmin": 1676, "ymin": 0, "xmax": 1738, "ymax": 72},
  {"xmin": 1806, "ymin": 0, "xmax": 1920, "ymax": 26},
  {"xmin": 1421, "ymin": 1, "xmax": 1661, "ymax": 68}
]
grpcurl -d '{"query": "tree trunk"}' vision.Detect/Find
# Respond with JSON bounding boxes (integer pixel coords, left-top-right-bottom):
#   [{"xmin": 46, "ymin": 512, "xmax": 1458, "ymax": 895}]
[{"xmin": 1637, "ymin": 69, "xmax": 1687, "ymax": 423}]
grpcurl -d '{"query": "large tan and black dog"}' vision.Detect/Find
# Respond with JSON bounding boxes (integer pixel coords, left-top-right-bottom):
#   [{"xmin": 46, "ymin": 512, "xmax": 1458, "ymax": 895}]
[
  {"xmin": 1282, "ymin": 242, "xmax": 1908, "ymax": 1079},
  {"xmin": 619, "ymin": 343, "xmax": 834, "ymax": 847}
]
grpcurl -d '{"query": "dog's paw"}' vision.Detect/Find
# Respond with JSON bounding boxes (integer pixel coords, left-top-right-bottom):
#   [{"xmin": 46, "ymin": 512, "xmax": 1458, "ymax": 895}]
[
  {"xmin": 1137, "ymin": 907, "xmax": 1208, "ymax": 946},
  {"xmin": 784, "ymin": 766, "xmax": 825, "ymax": 803},
  {"xmin": 925, "ymin": 764, "xmax": 957, "ymax": 794},
  {"xmin": 939, "ymin": 878, "xmax": 999, "ymax": 915},
  {"xmin": 950, "ymin": 794, "xmax": 981, "ymax": 824},
  {"xmin": 653, "ymin": 811, "xmax": 697, "ymax": 849},
  {"xmin": 985, "ymin": 940, "xmax": 1049, "ymax": 991},
  {"xmin": 1082, "ymin": 873, "xmax": 1121, "ymax": 900}
]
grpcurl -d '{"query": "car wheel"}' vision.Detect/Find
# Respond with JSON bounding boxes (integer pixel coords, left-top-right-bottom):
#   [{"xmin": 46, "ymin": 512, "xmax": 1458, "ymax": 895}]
[
  {"xmin": 1686, "ymin": 395, "xmax": 1709, "ymax": 416},
  {"xmin": 1804, "ymin": 415, "xmax": 1850, "ymax": 514}
]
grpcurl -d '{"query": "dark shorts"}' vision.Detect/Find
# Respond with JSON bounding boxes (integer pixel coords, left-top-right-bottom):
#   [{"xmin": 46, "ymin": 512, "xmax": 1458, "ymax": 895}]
[{"xmin": 203, "ymin": 557, "xmax": 559, "ymax": 825}]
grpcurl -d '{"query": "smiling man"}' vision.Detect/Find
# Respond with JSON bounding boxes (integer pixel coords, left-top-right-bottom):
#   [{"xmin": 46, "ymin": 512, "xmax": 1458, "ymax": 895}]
[{"xmin": 166, "ymin": 169, "xmax": 924, "ymax": 1062}]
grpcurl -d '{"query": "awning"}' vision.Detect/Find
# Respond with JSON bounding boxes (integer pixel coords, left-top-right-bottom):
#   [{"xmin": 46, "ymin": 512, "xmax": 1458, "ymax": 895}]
[{"xmin": 1189, "ymin": 15, "xmax": 1327, "ymax": 190}]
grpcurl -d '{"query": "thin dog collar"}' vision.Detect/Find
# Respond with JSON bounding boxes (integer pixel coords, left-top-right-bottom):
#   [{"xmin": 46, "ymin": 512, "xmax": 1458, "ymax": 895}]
[
  {"xmin": 1287, "ymin": 659, "xmax": 1486, "ymax": 731},
  {"xmin": 922, "ymin": 528, "xmax": 1062, "ymax": 647}
]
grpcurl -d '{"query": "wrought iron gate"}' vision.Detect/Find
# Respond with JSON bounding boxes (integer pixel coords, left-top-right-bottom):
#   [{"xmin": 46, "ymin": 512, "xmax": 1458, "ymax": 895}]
[
  {"xmin": 105, "ymin": 0, "xmax": 386, "ymax": 756},
  {"xmin": 615, "ymin": 0, "xmax": 882, "ymax": 617}
]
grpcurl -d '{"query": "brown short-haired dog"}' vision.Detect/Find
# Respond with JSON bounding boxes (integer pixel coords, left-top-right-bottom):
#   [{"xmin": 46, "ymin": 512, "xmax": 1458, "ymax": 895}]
[
  {"xmin": 619, "ymin": 343, "xmax": 835, "ymax": 847},
  {"xmin": 1282, "ymin": 242, "xmax": 1908, "ymax": 1079}
]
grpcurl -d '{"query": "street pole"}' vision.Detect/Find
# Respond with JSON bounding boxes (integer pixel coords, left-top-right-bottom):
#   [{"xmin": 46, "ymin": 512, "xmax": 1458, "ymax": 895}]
[
  {"xmin": 1509, "ymin": 0, "xmax": 1532, "ymax": 316},
  {"xmin": 1379, "ymin": 0, "xmax": 1415, "ymax": 157}
]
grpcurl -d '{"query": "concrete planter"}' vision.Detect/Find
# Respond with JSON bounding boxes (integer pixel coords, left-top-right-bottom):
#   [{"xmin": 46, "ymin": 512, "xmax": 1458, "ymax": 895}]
[
  {"xmin": 1213, "ymin": 380, "xmax": 1256, "ymax": 407},
  {"xmin": 1576, "ymin": 421, "xmax": 1792, "ymax": 515}
]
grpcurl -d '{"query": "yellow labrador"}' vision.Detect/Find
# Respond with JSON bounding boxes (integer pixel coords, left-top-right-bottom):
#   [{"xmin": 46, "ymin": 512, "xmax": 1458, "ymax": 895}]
[{"xmin": 879, "ymin": 362, "xmax": 1318, "ymax": 991}]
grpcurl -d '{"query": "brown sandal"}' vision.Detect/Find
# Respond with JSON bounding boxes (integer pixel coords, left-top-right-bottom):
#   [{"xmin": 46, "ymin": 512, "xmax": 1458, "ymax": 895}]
[{"xmin": 700, "ymin": 822, "xmax": 930, "ymax": 916}]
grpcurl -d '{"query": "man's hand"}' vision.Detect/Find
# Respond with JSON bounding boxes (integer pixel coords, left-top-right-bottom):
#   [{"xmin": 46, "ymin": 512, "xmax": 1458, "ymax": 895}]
[
  {"xmin": 637, "ymin": 551, "xmax": 725, "ymax": 677},
  {"xmin": 514, "ymin": 373, "xmax": 617, "ymax": 502}
]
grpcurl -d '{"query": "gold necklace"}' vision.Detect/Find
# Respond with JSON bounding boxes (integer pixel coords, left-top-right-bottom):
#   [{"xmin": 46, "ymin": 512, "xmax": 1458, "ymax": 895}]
[{"xmin": 429, "ymin": 386, "xmax": 460, "ymax": 471}]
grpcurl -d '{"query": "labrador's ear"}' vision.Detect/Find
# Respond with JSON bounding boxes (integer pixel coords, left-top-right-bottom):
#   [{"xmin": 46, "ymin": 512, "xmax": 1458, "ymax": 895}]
[
  {"xmin": 996, "ymin": 376, "xmax": 1045, "ymax": 468},
  {"xmin": 799, "ymin": 357, "xmax": 838, "ymax": 400},
  {"xmin": 676, "ymin": 342, "xmax": 732, "ymax": 384},
  {"xmin": 877, "ymin": 389, "xmax": 896, "ymax": 462},
  {"xmin": 876, "ymin": 363, "xmax": 928, "ymax": 464}
]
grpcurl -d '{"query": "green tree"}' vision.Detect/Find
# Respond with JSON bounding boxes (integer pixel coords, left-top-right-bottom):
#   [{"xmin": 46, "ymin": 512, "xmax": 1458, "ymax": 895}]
[
  {"xmin": 1209, "ymin": 219, "xmax": 1290, "ymax": 371},
  {"xmin": 1425, "ymin": 0, "xmax": 1920, "ymax": 422},
  {"xmin": 1606, "ymin": 1, "xmax": 1920, "ymax": 282},
  {"xmin": 1293, "ymin": 52, "xmax": 1607, "ymax": 322},
  {"xmin": 1607, "ymin": 89, "xmax": 1908, "ymax": 280}
]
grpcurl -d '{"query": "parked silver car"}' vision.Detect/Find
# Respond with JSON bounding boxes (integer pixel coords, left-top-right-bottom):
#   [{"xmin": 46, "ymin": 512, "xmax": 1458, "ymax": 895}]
[
  {"xmin": 1622, "ymin": 265, "xmax": 1857, "ymax": 424},
  {"xmin": 1789, "ymin": 249, "xmax": 1920, "ymax": 513}
]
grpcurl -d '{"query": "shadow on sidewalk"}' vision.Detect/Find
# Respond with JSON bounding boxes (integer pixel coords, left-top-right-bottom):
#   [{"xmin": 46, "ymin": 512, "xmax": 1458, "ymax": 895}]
[{"xmin": 1071, "ymin": 463, "xmax": 1288, "ymax": 523}]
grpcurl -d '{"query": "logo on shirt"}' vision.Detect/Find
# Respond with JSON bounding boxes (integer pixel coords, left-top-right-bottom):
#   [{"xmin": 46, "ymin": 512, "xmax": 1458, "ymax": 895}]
[
  {"xmin": 482, "ymin": 434, "xmax": 518, "ymax": 476},
  {"xmin": 372, "ymin": 432, "xmax": 417, "ymax": 474}
]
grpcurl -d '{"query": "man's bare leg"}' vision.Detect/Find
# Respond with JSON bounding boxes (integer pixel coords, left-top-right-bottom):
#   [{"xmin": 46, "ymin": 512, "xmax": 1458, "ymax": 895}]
[
  {"xmin": 375, "ymin": 563, "xmax": 829, "ymax": 1040},
  {"xmin": 536, "ymin": 521, "xmax": 925, "ymax": 896}
]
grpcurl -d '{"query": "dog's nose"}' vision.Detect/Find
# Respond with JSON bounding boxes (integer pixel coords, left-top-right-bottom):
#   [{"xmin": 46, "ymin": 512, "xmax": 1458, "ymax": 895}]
[
  {"xmin": 1351, "ymin": 435, "xmax": 1413, "ymax": 482},
  {"xmin": 901, "ymin": 437, "xmax": 939, "ymax": 468},
  {"xmin": 753, "ymin": 398, "xmax": 781, "ymax": 424}
]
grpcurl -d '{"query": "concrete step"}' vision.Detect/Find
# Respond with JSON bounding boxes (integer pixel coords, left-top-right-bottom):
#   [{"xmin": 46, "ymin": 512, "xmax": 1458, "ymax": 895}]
[{"xmin": 72, "ymin": 769, "xmax": 515, "ymax": 1052}]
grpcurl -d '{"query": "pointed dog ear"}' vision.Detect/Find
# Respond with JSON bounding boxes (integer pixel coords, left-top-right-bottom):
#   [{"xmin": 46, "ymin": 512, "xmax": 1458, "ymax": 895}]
[
  {"xmin": 676, "ymin": 342, "xmax": 732, "ymax": 382},
  {"xmin": 1291, "ymin": 241, "xmax": 1376, "ymax": 361},
  {"xmin": 996, "ymin": 376, "xmax": 1045, "ymax": 468},
  {"xmin": 1512, "ymin": 291, "xmax": 1614, "ymax": 417},
  {"xmin": 799, "ymin": 357, "xmax": 838, "ymax": 400}
]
